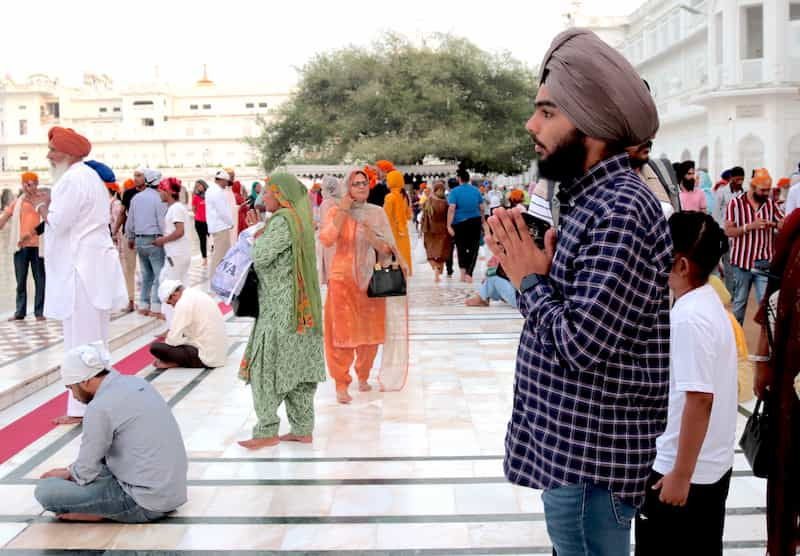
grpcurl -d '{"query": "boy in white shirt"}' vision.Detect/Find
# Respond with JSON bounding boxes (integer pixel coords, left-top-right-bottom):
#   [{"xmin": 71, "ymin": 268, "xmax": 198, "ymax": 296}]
[{"xmin": 635, "ymin": 211, "xmax": 739, "ymax": 555}]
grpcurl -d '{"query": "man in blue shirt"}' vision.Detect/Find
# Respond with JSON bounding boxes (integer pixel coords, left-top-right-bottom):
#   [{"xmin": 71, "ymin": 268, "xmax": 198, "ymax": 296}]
[
  {"xmin": 485, "ymin": 29, "xmax": 671, "ymax": 556},
  {"xmin": 446, "ymin": 170, "xmax": 484, "ymax": 282}
]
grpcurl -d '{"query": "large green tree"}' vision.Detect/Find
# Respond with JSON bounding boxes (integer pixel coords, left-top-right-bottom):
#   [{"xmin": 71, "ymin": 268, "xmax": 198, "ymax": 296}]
[{"xmin": 254, "ymin": 33, "xmax": 537, "ymax": 174}]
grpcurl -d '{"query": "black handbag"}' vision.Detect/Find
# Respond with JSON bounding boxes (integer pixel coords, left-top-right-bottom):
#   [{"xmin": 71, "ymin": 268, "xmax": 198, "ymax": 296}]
[
  {"xmin": 231, "ymin": 266, "xmax": 259, "ymax": 318},
  {"xmin": 367, "ymin": 255, "xmax": 407, "ymax": 298},
  {"xmin": 739, "ymin": 399, "xmax": 772, "ymax": 479}
]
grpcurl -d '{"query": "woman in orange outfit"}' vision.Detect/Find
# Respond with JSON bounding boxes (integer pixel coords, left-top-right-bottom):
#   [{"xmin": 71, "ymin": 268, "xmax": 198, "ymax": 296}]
[
  {"xmin": 320, "ymin": 169, "xmax": 409, "ymax": 404},
  {"xmin": 383, "ymin": 170, "xmax": 412, "ymax": 275}
]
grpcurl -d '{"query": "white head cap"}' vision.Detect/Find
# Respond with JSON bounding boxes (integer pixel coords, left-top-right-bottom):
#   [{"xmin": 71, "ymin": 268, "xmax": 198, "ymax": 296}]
[
  {"xmin": 158, "ymin": 279, "xmax": 182, "ymax": 304},
  {"xmin": 214, "ymin": 169, "xmax": 231, "ymax": 182},
  {"xmin": 61, "ymin": 343, "xmax": 110, "ymax": 386}
]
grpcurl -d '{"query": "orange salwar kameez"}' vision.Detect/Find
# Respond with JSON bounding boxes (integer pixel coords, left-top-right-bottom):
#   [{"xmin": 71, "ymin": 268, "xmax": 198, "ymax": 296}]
[{"xmin": 320, "ymin": 207, "xmax": 386, "ymax": 391}]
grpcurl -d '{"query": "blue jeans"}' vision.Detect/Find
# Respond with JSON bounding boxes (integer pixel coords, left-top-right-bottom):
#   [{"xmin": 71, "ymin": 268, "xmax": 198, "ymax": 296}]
[
  {"xmin": 731, "ymin": 261, "xmax": 768, "ymax": 325},
  {"xmin": 13, "ymin": 246, "xmax": 45, "ymax": 318},
  {"xmin": 480, "ymin": 276, "xmax": 518, "ymax": 307},
  {"xmin": 542, "ymin": 483, "xmax": 636, "ymax": 556},
  {"xmin": 35, "ymin": 466, "xmax": 167, "ymax": 523},
  {"xmin": 135, "ymin": 236, "xmax": 165, "ymax": 312}
]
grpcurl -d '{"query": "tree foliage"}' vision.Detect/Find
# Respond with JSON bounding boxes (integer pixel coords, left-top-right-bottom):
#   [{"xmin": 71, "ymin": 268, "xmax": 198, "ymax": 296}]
[{"xmin": 255, "ymin": 33, "xmax": 537, "ymax": 174}]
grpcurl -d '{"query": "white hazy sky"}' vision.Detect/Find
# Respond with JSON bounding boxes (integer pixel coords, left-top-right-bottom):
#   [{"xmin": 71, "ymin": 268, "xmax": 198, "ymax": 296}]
[{"xmin": 3, "ymin": 0, "xmax": 644, "ymax": 90}]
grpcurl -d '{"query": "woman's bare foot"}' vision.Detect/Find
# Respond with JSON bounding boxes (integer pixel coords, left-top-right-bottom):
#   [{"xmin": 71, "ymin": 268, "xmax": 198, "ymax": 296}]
[
  {"xmin": 463, "ymin": 274, "xmax": 473, "ymax": 284},
  {"xmin": 56, "ymin": 513, "xmax": 105, "ymax": 522},
  {"xmin": 358, "ymin": 381, "xmax": 372, "ymax": 392},
  {"xmin": 52, "ymin": 416, "xmax": 83, "ymax": 426},
  {"xmin": 238, "ymin": 437, "xmax": 280, "ymax": 449},
  {"xmin": 153, "ymin": 359, "xmax": 178, "ymax": 369},
  {"xmin": 434, "ymin": 272, "xmax": 441, "ymax": 283},
  {"xmin": 336, "ymin": 389, "xmax": 353, "ymax": 404},
  {"xmin": 124, "ymin": 302, "xmax": 135, "ymax": 313},
  {"xmin": 137, "ymin": 309, "xmax": 151, "ymax": 317},
  {"xmin": 279, "ymin": 433, "xmax": 313, "ymax": 443}
]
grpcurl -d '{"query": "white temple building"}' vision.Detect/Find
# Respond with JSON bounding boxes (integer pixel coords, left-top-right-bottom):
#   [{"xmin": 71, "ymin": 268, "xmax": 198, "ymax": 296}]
[
  {"xmin": 0, "ymin": 68, "xmax": 289, "ymax": 173},
  {"xmin": 576, "ymin": 0, "xmax": 800, "ymax": 179}
]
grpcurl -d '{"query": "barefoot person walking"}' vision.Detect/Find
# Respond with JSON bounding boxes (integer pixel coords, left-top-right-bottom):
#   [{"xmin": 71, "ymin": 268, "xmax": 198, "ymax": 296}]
[{"xmin": 238, "ymin": 174, "xmax": 325, "ymax": 449}]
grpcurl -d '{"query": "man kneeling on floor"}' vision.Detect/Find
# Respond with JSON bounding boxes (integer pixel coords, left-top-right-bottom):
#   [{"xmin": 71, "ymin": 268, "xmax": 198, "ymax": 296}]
[
  {"xmin": 150, "ymin": 280, "xmax": 228, "ymax": 369},
  {"xmin": 35, "ymin": 343, "xmax": 188, "ymax": 522}
]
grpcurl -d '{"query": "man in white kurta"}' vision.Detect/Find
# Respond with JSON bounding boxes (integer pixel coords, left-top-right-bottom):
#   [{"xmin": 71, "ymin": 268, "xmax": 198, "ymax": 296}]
[{"xmin": 36, "ymin": 127, "xmax": 128, "ymax": 423}]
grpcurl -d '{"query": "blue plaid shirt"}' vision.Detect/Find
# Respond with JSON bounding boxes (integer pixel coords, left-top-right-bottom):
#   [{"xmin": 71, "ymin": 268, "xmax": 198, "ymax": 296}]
[{"xmin": 504, "ymin": 153, "xmax": 672, "ymax": 508}]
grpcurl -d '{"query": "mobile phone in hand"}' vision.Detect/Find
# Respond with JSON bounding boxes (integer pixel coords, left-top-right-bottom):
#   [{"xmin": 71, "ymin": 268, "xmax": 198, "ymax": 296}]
[{"xmin": 520, "ymin": 212, "xmax": 551, "ymax": 250}]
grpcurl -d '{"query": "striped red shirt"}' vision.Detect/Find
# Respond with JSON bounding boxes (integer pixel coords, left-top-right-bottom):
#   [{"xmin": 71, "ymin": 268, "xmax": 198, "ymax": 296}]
[{"xmin": 725, "ymin": 195, "xmax": 784, "ymax": 270}]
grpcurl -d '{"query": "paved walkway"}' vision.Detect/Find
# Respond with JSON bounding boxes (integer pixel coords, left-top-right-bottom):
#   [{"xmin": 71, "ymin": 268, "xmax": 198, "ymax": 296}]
[{"xmin": 0, "ymin": 235, "xmax": 768, "ymax": 554}]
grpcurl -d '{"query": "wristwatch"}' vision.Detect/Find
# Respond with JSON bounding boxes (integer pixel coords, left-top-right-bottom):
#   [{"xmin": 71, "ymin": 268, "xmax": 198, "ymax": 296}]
[{"xmin": 519, "ymin": 273, "xmax": 544, "ymax": 293}]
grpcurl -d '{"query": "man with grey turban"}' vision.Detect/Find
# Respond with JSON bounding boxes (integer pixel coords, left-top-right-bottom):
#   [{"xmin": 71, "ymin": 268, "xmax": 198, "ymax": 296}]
[
  {"xmin": 485, "ymin": 28, "xmax": 672, "ymax": 555},
  {"xmin": 125, "ymin": 167, "xmax": 167, "ymax": 319}
]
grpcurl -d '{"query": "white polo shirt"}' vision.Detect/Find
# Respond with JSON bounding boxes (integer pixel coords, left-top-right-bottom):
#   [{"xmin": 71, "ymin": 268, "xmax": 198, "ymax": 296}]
[
  {"xmin": 653, "ymin": 283, "xmax": 738, "ymax": 484},
  {"xmin": 205, "ymin": 183, "xmax": 233, "ymax": 234}
]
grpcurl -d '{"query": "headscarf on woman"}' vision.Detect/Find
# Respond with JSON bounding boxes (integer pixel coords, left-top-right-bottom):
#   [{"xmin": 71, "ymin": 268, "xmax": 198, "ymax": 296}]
[
  {"xmin": 265, "ymin": 173, "xmax": 323, "ymax": 334},
  {"xmin": 318, "ymin": 175, "xmax": 345, "ymax": 285}
]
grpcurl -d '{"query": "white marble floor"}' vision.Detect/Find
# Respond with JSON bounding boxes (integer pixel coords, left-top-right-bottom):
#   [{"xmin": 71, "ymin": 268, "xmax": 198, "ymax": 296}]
[{"xmin": 0, "ymin": 240, "xmax": 768, "ymax": 555}]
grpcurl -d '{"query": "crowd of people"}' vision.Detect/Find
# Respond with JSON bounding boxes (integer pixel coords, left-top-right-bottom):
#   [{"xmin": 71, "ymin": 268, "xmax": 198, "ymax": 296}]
[{"xmin": 3, "ymin": 25, "xmax": 797, "ymax": 556}]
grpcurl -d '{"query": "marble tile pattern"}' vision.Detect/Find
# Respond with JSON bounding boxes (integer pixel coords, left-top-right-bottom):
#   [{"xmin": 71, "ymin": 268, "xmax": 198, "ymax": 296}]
[{"xmin": 0, "ymin": 234, "xmax": 768, "ymax": 554}]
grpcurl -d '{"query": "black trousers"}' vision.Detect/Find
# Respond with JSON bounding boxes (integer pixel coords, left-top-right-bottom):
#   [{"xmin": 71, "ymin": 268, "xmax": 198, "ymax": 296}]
[
  {"xmin": 150, "ymin": 342, "xmax": 206, "ymax": 368},
  {"xmin": 13, "ymin": 247, "xmax": 45, "ymax": 318},
  {"xmin": 194, "ymin": 220, "xmax": 209, "ymax": 259},
  {"xmin": 452, "ymin": 216, "xmax": 482, "ymax": 276},
  {"xmin": 634, "ymin": 468, "xmax": 732, "ymax": 556}
]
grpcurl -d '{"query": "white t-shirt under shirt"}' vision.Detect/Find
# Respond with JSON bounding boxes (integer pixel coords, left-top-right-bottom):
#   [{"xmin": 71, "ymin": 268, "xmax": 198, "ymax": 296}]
[
  {"xmin": 164, "ymin": 203, "xmax": 191, "ymax": 259},
  {"xmin": 653, "ymin": 283, "xmax": 738, "ymax": 484}
]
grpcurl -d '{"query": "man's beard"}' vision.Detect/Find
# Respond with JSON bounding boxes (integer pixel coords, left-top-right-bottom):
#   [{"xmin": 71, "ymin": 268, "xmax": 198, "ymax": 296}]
[
  {"xmin": 537, "ymin": 129, "xmax": 588, "ymax": 184},
  {"xmin": 682, "ymin": 178, "xmax": 695, "ymax": 191},
  {"xmin": 70, "ymin": 384, "xmax": 94, "ymax": 404},
  {"xmin": 753, "ymin": 193, "xmax": 768, "ymax": 204},
  {"xmin": 49, "ymin": 160, "xmax": 71, "ymax": 183},
  {"xmin": 629, "ymin": 155, "xmax": 648, "ymax": 170}
]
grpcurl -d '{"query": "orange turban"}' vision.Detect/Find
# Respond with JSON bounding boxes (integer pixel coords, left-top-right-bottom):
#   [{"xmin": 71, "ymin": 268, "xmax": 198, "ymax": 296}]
[
  {"xmin": 777, "ymin": 177, "xmax": 791, "ymax": 189},
  {"xmin": 106, "ymin": 182, "xmax": 120, "ymax": 193},
  {"xmin": 751, "ymin": 168, "xmax": 772, "ymax": 188},
  {"xmin": 509, "ymin": 189, "xmax": 525, "ymax": 203},
  {"xmin": 20, "ymin": 171, "xmax": 38, "ymax": 184},
  {"xmin": 48, "ymin": 127, "xmax": 91, "ymax": 158},
  {"xmin": 363, "ymin": 165, "xmax": 378, "ymax": 189},
  {"xmin": 376, "ymin": 160, "xmax": 395, "ymax": 173},
  {"xmin": 123, "ymin": 178, "xmax": 135, "ymax": 190}
]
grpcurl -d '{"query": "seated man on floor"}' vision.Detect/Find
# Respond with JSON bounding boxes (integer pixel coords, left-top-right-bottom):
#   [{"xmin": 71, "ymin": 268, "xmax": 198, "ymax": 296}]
[
  {"xmin": 150, "ymin": 280, "xmax": 228, "ymax": 369},
  {"xmin": 35, "ymin": 343, "xmax": 188, "ymax": 522},
  {"xmin": 465, "ymin": 255, "xmax": 518, "ymax": 307}
]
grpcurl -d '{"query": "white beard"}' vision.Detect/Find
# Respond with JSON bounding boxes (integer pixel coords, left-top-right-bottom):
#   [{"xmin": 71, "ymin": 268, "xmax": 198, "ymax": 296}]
[{"xmin": 49, "ymin": 160, "xmax": 71, "ymax": 183}]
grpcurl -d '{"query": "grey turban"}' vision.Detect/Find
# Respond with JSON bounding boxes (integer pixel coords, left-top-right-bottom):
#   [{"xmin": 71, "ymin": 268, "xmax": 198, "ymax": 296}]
[
  {"xmin": 539, "ymin": 28, "xmax": 659, "ymax": 146},
  {"xmin": 143, "ymin": 168, "xmax": 162, "ymax": 187},
  {"xmin": 321, "ymin": 175, "xmax": 344, "ymax": 201}
]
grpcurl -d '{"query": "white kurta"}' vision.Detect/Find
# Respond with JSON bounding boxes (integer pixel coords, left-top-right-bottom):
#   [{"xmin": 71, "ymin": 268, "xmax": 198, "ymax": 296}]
[
  {"xmin": 44, "ymin": 161, "xmax": 128, "ymax": 416},
  {"xmin": 165, "ymin": 287, "xmax": 228, "ymax": 368}
]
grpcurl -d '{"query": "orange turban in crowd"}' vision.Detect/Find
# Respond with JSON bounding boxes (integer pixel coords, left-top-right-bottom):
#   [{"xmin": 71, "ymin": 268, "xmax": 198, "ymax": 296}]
[
  {"xmin": 106, "ymin": 182, "xmax": 120, "ymax": 193},
  {"xmin": 376, "ymin": 160, "xmax": 395, "ymax": 173},
  {"xmin": 777, "ymin": 177, "xmax": 791, "ymax": 189},
  {"xmin": 509, "ymin": 189, "xmax": 525, "ymax": 204},
  {"xmin": 363, "ymin": 165, "xmax": 378, "ymax": 189},
  {"xmin": 20, "ymin": 171, "xmax": 38, "ymax": 184},
  {"xmin": 48, "ymin": 127, "xmax": 91, "ymax": 158},
  {"xmin": 123, "ymin": 178, "xmax": 135, "ymax": 190},
  {"xmin": 751, "ymin": 168, "xmax": 772, "ymax": 188}
]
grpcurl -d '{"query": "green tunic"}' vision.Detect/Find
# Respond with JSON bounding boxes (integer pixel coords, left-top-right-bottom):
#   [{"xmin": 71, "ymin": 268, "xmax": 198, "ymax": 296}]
[{"xmin": 241, "ymin": 217, "xmax": 325, "ymax": 438}]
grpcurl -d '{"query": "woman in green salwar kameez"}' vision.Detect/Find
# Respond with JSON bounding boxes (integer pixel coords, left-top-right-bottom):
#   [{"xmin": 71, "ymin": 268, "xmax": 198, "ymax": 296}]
[{"xmin": 238, "ymin": 173, "xmax": 325, "ymax": 450}]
